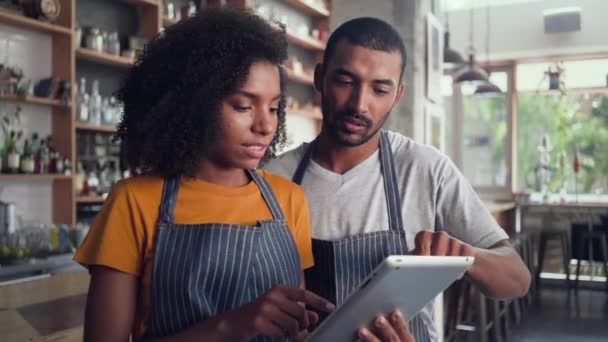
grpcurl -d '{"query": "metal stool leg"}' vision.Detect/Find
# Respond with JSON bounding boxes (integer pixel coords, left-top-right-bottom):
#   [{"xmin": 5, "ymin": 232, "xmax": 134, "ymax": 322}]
[
  {"xmin": 560, "ymin": 231, "xmax": 572, "ymax": 289},
  {"xmin": 536, "ymin": 233, "xmax": 549, "ymax": 290}
]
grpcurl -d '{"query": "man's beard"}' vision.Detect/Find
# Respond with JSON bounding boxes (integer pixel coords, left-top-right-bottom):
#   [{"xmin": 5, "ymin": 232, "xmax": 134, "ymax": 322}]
[{"xmin": 321, "ymin": 97, "xmax": 390, "ymax": 147}]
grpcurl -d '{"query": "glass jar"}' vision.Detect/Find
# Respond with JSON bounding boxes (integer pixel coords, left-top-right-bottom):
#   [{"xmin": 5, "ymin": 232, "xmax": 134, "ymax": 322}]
[{"xmin": 85, "ymin": 28, "xmax": 103, "ymax": 52}]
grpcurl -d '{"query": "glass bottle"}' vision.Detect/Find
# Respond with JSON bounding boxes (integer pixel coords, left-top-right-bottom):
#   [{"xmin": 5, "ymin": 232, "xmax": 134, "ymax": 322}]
[
  {"xmin": 37, "ymin": 138, "xmax": 50, "ymax": 174},
  {"xmin": 20, "ymin": 139, "xmax": 35, "ymax": 174},
  {"xmin": 89, "ymin": 80, "xmax": 102, "ymax": 126},
  {"xmin": 74, "ymin": 161, "xmax": 85, "ymax": 195},
  {"xmin": 6, "ymin": 131, "xmax": 20, "ymax": 173},
  {"xmin": 77, "ymin": 78, "xmax": 90, "ymax": 123}
]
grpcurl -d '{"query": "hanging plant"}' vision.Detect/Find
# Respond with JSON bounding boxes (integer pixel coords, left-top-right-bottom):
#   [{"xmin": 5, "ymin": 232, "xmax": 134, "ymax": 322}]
[{"xmin": 545, "ymin": 62, "xmax": 566, "ymax": 94}]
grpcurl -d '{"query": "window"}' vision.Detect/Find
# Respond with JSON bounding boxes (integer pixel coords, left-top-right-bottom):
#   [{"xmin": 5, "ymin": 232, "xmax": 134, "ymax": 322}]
[
  {"xmin": 445, "ymin": 69, "xmax": 512, "ymax": 192},
  {"xmin": 516, "ymin": 59, "xmax": 608, "ymax": 195}
]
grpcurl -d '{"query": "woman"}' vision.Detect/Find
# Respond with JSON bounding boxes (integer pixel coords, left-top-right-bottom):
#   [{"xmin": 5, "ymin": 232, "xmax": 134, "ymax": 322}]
[{"xmin": 74, "ymin": 7, "xmax": 333, "ymax": 341}]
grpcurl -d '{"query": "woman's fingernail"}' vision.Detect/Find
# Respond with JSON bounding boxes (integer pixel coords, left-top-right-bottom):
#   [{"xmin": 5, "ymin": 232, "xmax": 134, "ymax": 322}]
[
  {"xmin": 392, "ymin": 309, "xmax": 403, "ymax": 321},
  {"xmin": 375, "ymin": 316, "xmax": 386, "ymax": 327},
  {"xmin": 358, "ymin": 329, "xmax": 368, "ymax": 339},
  {"xmin": 326, "ymin": 302, "xmax": 336, "ymax": 310}
]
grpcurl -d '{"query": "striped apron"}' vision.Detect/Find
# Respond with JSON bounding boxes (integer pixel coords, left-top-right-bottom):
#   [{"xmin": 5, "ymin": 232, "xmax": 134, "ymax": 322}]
[
  {"xmin": 144, "ymin": 170, "xmax": 302, "ymax": 341},
  {"xmin": 293, "ymin": 130, "xmax": 431, "ymax": 341}
]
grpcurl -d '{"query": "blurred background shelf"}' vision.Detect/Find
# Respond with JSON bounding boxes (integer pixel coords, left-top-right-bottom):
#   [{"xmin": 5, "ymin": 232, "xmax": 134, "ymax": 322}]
[
  {"xmin": 76, "ymin": 48, "xmax": 134, "ymax": 68},
  {"xmin": 0, "ymin": 95, "xmax": 71, "ymax": 108},
  {"xmin": 285, "ymin": 0, "xmax": 330, "ymax": 17},
  {"xmin": 75, "ymin": 122, "xmax": 117, "ymax": 133},
  {"xmin": 0, "ymin": 10, "xmax": 71, "ymax": 36}
]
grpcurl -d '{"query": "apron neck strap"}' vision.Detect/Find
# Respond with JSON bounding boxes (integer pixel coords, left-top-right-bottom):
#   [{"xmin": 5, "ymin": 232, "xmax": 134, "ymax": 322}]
[
  {"xmin": 159, "ymin": 177, "xmax": 180, "ymax": 224},
  {"xmin": 380, "ymin": 131, "xmax": 404, "ymax": 231},
  {"xmin": 291, "ymin": 130, "xmax": 404, "ymax": 231},
  {"xmin": 248, "ymin": 169, "xmax": 286, "ymax": 221}
]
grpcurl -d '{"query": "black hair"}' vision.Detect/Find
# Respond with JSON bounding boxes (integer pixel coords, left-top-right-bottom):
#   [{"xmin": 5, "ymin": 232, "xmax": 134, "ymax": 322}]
[
  {"xmin": 115, "ymin": 7, "xmax": 288, "ymax": 178},
  {"xmin": 323, "ymin": 17, "xmax": 407, "ymax": 80}
]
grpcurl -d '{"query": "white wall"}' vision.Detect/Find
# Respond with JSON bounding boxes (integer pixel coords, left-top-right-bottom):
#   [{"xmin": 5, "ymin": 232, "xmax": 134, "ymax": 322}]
[
  {"xmin": 0, "ymin": 23, "xmax": 54, "ymax": 226},
  {"xmin": 446, "ymin": 0, "xmax": 608, "ymax": 61}
]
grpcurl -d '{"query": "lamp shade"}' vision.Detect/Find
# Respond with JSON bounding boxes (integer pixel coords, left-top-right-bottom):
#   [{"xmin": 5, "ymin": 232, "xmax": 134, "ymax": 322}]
[
  {"xmin": 474, "ymin": 81, "xmax": 502, "ymax": 96},
  {"xmin": 443, "ymin": 31, "xmax": 465, "ymax": 71},
  {"xmin": 455, "ymin": 54, "xmax": 488, "ymax": 86}
]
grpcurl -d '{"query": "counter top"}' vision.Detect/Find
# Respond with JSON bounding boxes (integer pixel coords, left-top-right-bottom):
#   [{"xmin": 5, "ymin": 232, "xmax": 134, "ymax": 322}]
[
  {"xmin": 0, "ymin": 271, "xmax": 89, "ymax": 341},
  {"xmin": 484, "ymin": 201, "xmax": 516, "ymax": 214}
]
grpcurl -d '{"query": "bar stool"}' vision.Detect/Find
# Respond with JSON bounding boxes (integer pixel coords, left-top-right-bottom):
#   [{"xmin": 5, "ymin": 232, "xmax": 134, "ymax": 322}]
[
  {"xmin": 536, "ymin": 228, "xmax": 571, "ymax": 289},
  {"xmin": 443, "ymin": 279, "xmax": 502, "ymax": 342},
  {"xmin": 574, "ymin": 229, "xmax": 608, "ymax": 289}
]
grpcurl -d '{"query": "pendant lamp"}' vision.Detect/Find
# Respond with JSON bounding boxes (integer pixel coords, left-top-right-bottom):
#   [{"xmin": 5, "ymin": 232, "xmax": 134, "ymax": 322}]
[{"xmin": 455, "ymin": 7, "xmax": 489, "ymax": 86}]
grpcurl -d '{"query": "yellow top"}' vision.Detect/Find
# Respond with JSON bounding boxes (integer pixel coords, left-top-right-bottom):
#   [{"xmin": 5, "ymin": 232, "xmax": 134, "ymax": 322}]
[{"xmin": 74, "ymin": 170, "xmax": 313, "ymax": 339}]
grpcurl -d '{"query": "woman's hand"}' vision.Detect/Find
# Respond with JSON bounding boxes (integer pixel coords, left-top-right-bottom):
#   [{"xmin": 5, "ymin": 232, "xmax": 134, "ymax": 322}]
[{"xmin": 214, "ymin": 284, "xmax": 335, "ymax": 341}]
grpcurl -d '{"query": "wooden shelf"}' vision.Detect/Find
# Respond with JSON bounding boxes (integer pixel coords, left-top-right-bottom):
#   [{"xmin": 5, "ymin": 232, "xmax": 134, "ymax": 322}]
[
  {"xmin": 0, "ymin": 95, "xmax": 71, "ymax": 108},
  {"xmin": 76, "ymin": 196, "xmax": 105, "ymax": 203},
  {"xmin": 163, "ymin": 16, "xmax": 178, "ymax": 27},
  {"xmin": 286, "ymin": 68, "xmax": 314, "ymax": 86},
  {"xmin": 285, "ymin": 0, "xmax": 330, "ymax": 17},
  {"xmin": 0, "ymin": 174, "xmax": 72, "ymax": 181},
  {"xmin": 286, "ymin": 30, "xmax": 325, "ymax": 51},
  {"xmin": 0, "ymin": 10, "xmax": 72, "ymax": 36},
  {"xmin": 288, "ymin": 109, "xmax": 322, "ymax": 120},
  {"xmin": 75, "ymin": 122, "xmax": 117, "ymax": 133},
  {"xmin": 121, "ymin": 0, "xmax": 159, "ymax": 6},
  {"xmin": 76, "ymin": 48, "xmax": 133, "ymax": 68}
]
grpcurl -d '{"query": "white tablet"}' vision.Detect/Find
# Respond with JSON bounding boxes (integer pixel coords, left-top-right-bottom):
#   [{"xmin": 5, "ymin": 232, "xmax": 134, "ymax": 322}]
[{"xmin": 306, "ymin": 255, "xmax": 475, "ymax": 341}]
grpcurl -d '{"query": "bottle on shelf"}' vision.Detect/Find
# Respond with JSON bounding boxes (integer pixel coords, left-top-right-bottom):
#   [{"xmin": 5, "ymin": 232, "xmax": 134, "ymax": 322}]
[
  {"xmin": 77, "ymin": 77, "xmax": 90, "ymax": 123},
  {"xmin": 55, "ymin": 152, "xmax": 64, "ymax": 174},
  {"xmin": 63, "ymin": 157, "xmax": 72, "ymax": 175},
  {"xmin": 75, "ymin": 161, "xmax": 85, "ymax": 195},
  {"xmin": 99, "ymin": 162, "xmax": 111, "ymax": 196},
  {"xmin": 30, "ymin": 132, "xmax": 40, "ymax": 157},
  {"xmin": 6, "ymin": 131, "xmax": 21, "ymax": 174},
  {"xmin": 36, "ymin": 138, "xmax": 50, "ymax": 174},
  {"xmin": 101, "ymin": 97, "xmax": 113, "ymax": 126},
  {"xmin": 87, "ymin": 163, "xmax": 100, "ymax": 196},
  {"xmin": 20, "ymin": 139, "xmax": 35, "ymax": 174},
  {"xmin": 47, "ymin": 136, "xmax": 58, "ymax": 173},
  {"xmin": 89, "ymin": 80, "xmax": 102, "ymax": 126},
  {"xmin": 109, "ymin": 160, "xmax": 121, "ymax": 185}
]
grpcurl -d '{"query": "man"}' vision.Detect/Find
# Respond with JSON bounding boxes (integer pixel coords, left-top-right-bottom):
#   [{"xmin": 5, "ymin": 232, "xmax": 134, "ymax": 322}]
[{"xmin": 264, "ymin": 17, "xmax": 530, "ymax": 341}]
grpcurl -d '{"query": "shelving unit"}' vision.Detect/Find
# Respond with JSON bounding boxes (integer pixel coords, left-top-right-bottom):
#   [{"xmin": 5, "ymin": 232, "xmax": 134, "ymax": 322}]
[
  {"xmin": 76, "ymin": 196, "xmax": 105, "ymax": 203},
  {"xmin": 0, "ymin": 10, "xmax": 72, "ymax": 36},
  {"xmin": 285, "ymin": 0, "xmax": 330, "ymax": 18},
  {"xmin": 0, "ymin": 95, "xmax": 71, "ymax": 108},
  {"xmin": 75, "ymin": 122, "xmax": 117, "ymax": 133},
  {"xmin": 76, "ymin": 48, "xmax": 134, "ymax": 68},
  {"xmin": 286, "ymin": 30, "xmax": 325, "ymax": 51},
  {"xmin": 286, "ymin": 68, "xmax": 314, "ymax": 85},
  {"xmin": 288, "ymin": 109, "xmax": 322, "ymax": 120},
  {"xmin": 121, "ymin": 0, "xmax": 159, "ymax": 6},
  {"xmin": 0, "ymin": 174, "xmax": 72, "ymax": 181},
  {"xmin": 0, "ymin": 0, "xmax": 329, "ymax": 224}
]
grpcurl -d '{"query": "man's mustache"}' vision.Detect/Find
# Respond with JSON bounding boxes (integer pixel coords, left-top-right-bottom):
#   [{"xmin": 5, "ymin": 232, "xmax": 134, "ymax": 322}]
[{"xmin": 337, "ymin": 111, "xmax": 373, "ymax": 128}]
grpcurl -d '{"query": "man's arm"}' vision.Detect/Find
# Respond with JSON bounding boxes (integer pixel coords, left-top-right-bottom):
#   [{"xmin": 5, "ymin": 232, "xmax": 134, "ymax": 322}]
[
  {"xmin": 467, "ymin": 239, "xmax": 531, "ymax": 299},
  {"xmin": 414, "ymin": 231, "xmax": 531, "ymax": 299}
]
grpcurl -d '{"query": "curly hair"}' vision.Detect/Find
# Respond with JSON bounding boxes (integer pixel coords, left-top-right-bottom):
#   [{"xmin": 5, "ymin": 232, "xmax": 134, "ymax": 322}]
[{"xmin": 114, "ymin": 7, "xmax": 288, "ymax": 178}]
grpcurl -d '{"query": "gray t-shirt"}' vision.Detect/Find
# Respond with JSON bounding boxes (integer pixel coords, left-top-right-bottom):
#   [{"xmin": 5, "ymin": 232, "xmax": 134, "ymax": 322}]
[{"xmin": 263, "ymin": 130, "xmax": 509, "ymax": 341}]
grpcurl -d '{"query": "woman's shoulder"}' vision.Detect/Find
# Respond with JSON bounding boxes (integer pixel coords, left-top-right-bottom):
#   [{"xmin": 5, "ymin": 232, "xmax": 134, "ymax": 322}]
[
  {"xmin": 257, "ymin": 169, "xmax": 306, "ymax": 199},
  {"xmin": 108, "ymin": 174, "xmax": 165, "ymax": 201}
]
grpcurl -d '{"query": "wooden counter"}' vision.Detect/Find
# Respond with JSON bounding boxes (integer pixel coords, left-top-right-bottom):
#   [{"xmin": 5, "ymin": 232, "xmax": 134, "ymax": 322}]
[
  {"xmin": 484, "ymin": 201, "xmax": 517, "ymax": 234},
  {"xmin": 0, "ymin": 271, "xmax": 89, "ymax": 341}
]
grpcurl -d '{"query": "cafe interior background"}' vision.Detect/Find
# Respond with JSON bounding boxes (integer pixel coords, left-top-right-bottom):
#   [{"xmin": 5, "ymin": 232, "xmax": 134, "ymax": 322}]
[{"xmin": 0, "ymin": 0, "xmax": 607, "ymax": 340}]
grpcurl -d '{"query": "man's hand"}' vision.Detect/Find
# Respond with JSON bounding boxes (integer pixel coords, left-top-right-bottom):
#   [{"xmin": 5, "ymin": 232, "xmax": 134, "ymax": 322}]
[
  {"xmin": 356, "ymin": 310, "xmax": 414, "ymax": 342},
  {"xmin": 413, "ymin": 230, "xmax": 475, "ymax": 257}
]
